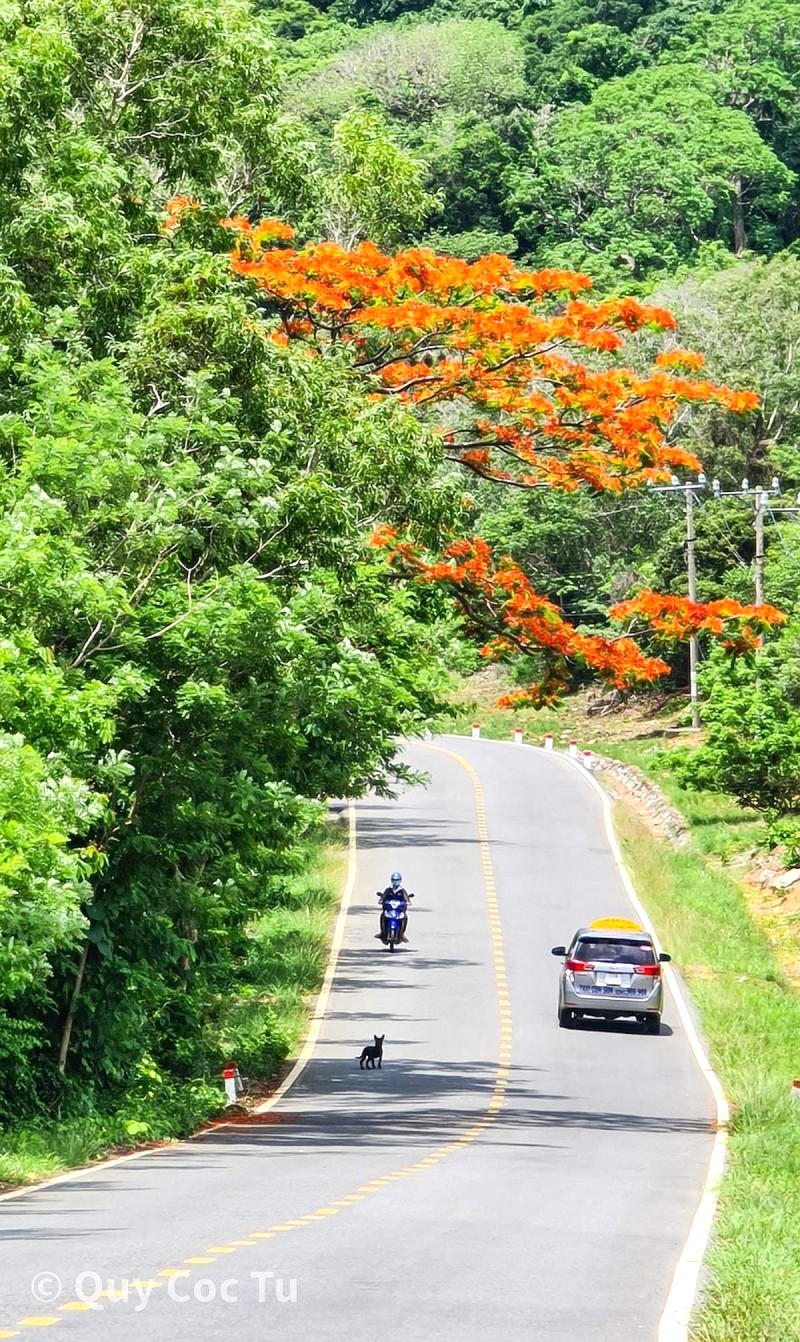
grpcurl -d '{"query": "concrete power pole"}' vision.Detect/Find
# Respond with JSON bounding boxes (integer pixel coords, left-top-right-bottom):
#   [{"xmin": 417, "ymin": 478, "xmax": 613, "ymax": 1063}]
[
  {"xmin": 685, "ymin": 483, "xmax": 700, "ymax": 730},
  {"xmin": 754, "ymin": 485, "xmax": 765, "ymax": 607}
]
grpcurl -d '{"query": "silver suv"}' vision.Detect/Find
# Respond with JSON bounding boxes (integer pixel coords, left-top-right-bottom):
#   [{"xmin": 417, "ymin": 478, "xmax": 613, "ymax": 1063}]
[{"xmin": 551, "ymin": 921, "xmax": 671, "ymax": 1035}]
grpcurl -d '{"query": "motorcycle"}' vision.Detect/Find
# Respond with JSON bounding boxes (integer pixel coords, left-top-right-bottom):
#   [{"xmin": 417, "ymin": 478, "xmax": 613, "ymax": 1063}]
[{"xmin": 376, "ymin": 890, "xmax": 414, "ymax": 951}]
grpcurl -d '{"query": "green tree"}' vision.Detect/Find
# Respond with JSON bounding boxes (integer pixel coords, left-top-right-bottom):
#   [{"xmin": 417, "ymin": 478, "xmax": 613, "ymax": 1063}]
[
  {"xmin": 510, "ymin": 65, "xmax": 794, "ymax": 286},
  {"xmin": 635, "ymin": 253, "xmax": 800, "ymax": 488},
  {"xmin": 521, "ymin": 0, "xmax": 653, "ymax": 105},
  {"xmin": 0, "ymin": 0, "xmax": 308, "ymax": 339},
  {"xmin": 321, "ymin": 110, "xmax": 438, "ymax": 246},
  {"xmin": 0, "ymin": 226, "xmax": 461, "ymax": 1107},
  {"xmin": 684, "ymin": 642, "xmax": 800, "ymax": 819}
]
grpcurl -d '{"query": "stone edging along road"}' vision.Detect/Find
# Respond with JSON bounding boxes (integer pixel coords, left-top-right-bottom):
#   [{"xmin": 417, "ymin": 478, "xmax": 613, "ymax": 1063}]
[{"xmin": 592, "ymin": 754, "xmax": 690, "ymax": 849}]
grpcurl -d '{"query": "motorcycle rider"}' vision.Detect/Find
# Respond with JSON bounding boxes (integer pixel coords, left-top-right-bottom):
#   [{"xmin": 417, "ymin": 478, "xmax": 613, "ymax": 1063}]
[{"xmin": 377, "ymin": 871, "xmax": 411, "ymax": 943}]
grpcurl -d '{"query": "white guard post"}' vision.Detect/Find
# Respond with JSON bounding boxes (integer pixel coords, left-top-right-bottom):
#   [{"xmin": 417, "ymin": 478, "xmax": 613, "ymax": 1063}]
[
  {"xmin": 471, "ymin": 722, "xmax": 481, "ymax": 739},
  {"xmin": 568, "ymin": 740, "xmax": 579, "ymax": 758},
  {"xmin": 223, "ymin": 1065, "xmax": 238, "ymax": 1105},
  {"xmin": 582, "ymin": 750, "xmax": 595, "ymax": 771},
  {"xmin": 513, "ymin": 727, "xmax": 524, "ymax": 744},
  {"xmin": 544, "ymin": 733, "xmax": 554, "ymax": 751}
]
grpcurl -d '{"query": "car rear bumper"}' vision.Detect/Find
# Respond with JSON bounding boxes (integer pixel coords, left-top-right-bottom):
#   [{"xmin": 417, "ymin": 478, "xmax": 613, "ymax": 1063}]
[{"xmin": 561, "ymin": 982, "xmax": 663, "ymax": 1015}]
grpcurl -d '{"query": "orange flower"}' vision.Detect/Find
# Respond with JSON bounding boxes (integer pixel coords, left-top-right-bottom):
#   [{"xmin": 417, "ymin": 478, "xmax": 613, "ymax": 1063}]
[
  {"xmin": 372, "ymin": 532, "xmax": 670, "ymax": 705},
  {"xmin": 162, "ymin": 194, "xmax": 200, "ymax": 234},
  {"xmin": 610, "ymin": 591, "xmax": 785, "ymax": 642},
  {"xmin": 222, "ymin": 221, "xmax": 758, "ymax": 495},
  {"xmin": 219, "ymin": 218, "xmax": 766, "ymax": 707}
]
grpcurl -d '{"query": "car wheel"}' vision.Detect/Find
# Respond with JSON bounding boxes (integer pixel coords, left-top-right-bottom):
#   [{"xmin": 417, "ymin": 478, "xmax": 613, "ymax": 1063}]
[
  {"xmin": 645, "ymin": 1014, "xmax": 661, "ymax": 1036},
  {"xmin": 558, "ymin": 1008, "xmax": 573, "ymax": 1029}
]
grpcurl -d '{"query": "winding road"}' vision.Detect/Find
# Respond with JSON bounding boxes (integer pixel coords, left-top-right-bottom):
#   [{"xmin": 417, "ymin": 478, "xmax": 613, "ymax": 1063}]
[{"xmin": 0, "ymin": 737, "xmax": 716, "ymax": 1341}]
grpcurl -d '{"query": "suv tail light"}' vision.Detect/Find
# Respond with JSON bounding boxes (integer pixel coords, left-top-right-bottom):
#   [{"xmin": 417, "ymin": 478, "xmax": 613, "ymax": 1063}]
[
  {"xmin": 566, "ymin": 958, "xmax": 593, "ymax": 972},
  {"xmin": 634, "ymin": 964, "xmax": 661, "ymax": 977}
]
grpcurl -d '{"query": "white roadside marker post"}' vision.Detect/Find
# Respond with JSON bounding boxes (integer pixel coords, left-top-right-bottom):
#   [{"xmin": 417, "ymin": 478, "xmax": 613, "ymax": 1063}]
[
  {"xmin": 544, "ymin": 733, "xmax": 554, "ymax": 751},
  {"xmin": 568, "ymin": 740, "xmax": 579, "ymax": 758},
  {"xmin": 582, "ymin": 750, "xmax": 595, "ymax": 771},
  {"xmin": 513, "ymin": 727, "xmax": 524, "ymax": 744},
  {"xmin": 223, "ymin": 1064, "xmax": 238, "ymax": 1106},
  {"xmin": 471, "ymin": 722, "xmax": 481, "ymax": 739}
]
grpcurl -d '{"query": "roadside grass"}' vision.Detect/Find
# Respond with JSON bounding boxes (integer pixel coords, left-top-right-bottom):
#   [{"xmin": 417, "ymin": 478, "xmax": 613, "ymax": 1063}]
[
  {"xmin": 616, "ymin": 807, "xmax": 800, "ymax": 1342},
  {"xmin": 0, "ymin": 825, "xmax": 346, "ymax": 1192},
  {"xmin": 218, "ymin": 831, "xmax": 347, "ymax": 1079}
]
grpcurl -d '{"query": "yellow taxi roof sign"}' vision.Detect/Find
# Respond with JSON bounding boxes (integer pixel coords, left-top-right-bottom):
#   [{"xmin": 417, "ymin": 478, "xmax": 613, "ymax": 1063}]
[{"xmin": 589, "ymin": 917, "xmax": 644, "ymax": 932}]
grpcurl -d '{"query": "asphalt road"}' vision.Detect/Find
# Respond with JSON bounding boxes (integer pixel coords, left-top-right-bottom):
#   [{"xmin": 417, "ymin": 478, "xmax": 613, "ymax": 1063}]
[{"xmin": 0, "ymin": 737, "xmax": 715, "ymax": 1341}]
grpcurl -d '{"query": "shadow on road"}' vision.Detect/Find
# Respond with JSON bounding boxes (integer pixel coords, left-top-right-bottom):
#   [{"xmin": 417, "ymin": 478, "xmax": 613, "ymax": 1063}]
[{"xmin": 355, "ymin": 807, "xmax": 478, "ymax": 851}]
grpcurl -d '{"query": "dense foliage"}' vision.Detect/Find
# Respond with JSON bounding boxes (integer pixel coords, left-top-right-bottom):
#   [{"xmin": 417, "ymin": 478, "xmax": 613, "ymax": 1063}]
[
  {"xmin": 0, "ymin": 0, "xmax": 461, "ymax": 1124},
  {"xmin": 270, "ymin": 0, "xmax": 800, "ymax": 284}
]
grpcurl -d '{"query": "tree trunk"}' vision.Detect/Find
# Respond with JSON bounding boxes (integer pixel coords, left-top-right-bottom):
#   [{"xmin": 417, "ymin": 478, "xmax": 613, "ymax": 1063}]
[
  {"xmin": 732, "ymin": 178, "xmax": 748, "ymax": 255},
  {"xmin": 58, "ymin": 940, "xmax": 90, "ymax": 1074}
]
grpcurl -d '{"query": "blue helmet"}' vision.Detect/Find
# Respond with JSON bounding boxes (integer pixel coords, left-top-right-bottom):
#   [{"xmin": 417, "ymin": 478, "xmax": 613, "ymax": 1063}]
[{"xmin": 390, "ymin": 871, "xmax": 402, "ymax": 888}]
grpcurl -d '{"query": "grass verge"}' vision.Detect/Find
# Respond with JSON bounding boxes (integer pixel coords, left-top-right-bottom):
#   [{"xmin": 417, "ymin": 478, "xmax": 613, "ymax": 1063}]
[
  {"xmin": 0, "ymin": 822, "xmax": 347, "ymax": 1192},
  {"xmin": 614, "ymin": 804, "xmax": 800, "ymax": 1342}
]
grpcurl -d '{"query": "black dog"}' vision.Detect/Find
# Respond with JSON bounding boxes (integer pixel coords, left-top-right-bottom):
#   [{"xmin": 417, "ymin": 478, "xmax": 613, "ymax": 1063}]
[{"xmin": 359, "ymin": 1034, "xmax": 385, "ymax": 1069}]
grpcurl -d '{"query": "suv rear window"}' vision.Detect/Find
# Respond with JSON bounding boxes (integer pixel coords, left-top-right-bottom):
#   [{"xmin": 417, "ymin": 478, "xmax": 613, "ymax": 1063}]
[{"xmin": 574, "ymin": 938, "xmax": 655, "ymax": 966}]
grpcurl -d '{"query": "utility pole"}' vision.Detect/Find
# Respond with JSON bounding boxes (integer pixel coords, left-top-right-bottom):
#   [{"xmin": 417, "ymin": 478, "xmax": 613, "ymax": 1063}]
[
  {"xmin": 685, "ymin": 483, "xmax": 700, "ymax": 730},
  {"xmin": 712, "ymin": 476, "xmax": 778, "ymax": 607},
  {"xmin": 754, "ymin": 484, "xmax": 764, "ymax": 607},
  {"xmin": 649, "ymin": 473, "xmax": 706, "ymax": 729}
]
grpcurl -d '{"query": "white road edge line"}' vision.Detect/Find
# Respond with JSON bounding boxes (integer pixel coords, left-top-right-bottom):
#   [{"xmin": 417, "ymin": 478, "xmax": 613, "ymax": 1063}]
[
  {"xmin": 253, "ymin": 799, "xmax": 358, "ymax": 1113},
  {"xmin": 0, "ymin": 800, "xmax": 358, "ymax": 1204},
  {"xmin": 444, "ymin": 735, "xmax": 729, "ymax": 1342}
]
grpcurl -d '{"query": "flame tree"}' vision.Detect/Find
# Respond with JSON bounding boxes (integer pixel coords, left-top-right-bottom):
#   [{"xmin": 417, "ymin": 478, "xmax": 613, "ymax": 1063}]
[{"xmin": 219, "ymin": 216, "xmax": 783, "ymax": 703}]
